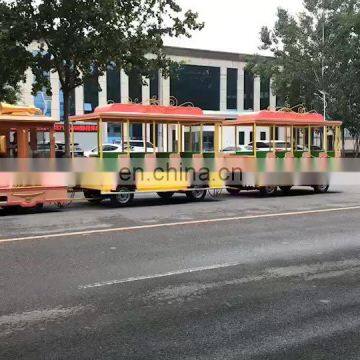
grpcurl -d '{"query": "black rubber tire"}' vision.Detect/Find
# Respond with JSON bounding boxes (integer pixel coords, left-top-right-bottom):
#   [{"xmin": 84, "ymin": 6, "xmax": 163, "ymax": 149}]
[
  {"xmin": 313, "ymin": 185, "xmax": 329, "ymax": 194},
  {"xmin": 279, "ymin": 186, "xmax": 292, "ymax": 194},
  {"xmin": 157, "ymin": 192, "xmax": 175, "ymax": 200},
  {"xmin": 227, "ymin": 188, "xmax": 241, "ymax": 196},
  {"xmin": 259, "ymin": 186, "xmax": 278, "ymax": 196},
  {"xmin": 110, "ymin": 188, "xmax": 134, "ymax": 207},
  {"xmin": 186, "ymin": 188, "xmax": 207, "ymax": 202}
]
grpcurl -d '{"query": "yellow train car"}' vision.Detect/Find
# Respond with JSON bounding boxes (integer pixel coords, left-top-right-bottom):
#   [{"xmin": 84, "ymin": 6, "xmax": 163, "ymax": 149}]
[{"xmin": 70, "ymin": 103, "xmax": 225, "ymax": 206}]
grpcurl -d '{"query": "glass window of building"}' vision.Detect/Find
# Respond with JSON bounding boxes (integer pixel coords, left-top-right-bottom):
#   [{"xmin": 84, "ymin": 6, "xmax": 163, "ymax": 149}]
[
  {"xmin": 108, "ymin": 124, "xmax": 122, "ymax": 144},
  {"xmin": 128, "ymin": 68, "xmax": 143, "ymax": 137},
  {"xmin": 129, "ymin": 70, "xmax": 142, "ymax": 104},
  {"xmin": 227, "ymin": 68, "xmax": 238, "ymax": 110},
  {"xmin": 129, "ymin": 123, "xmax": 143, "ymax": 140},
  {"xmin": 203, "ymin": 129, "xmax": 215, "ymax": 152},
  {"xmin": 271, "ymin": 127, "xmax": 279, "ymax": 141},
  {"xmin": 107, "ymin": 66, "xmax": 121, "ymax": 104},
  {"xmin": 260, "ymin": 77, "xmax": 270, "ymax": 110},
  {"xmin": 84, "ymin": 76, "xmax": 99, "ymax": 114},
  {"xmin": 33, "ymin": 72, "xmax": 52, "ymax": 116},
  {"xmin": 150, "ymin": 71, "xmax": 159, "ymax": 102},
  {"xmin": 260, "ymin": 131, "xmax": 267, "ymax": 141},
  {"xmin": 59, "ymin": 88, "xmax": 76, "ymax": 121},
  {"xmin": 170, "ymin": 65, "xmax": 220, "ymax": 110},
  {"xmin": 239, "ymin": 131, "xmax": 245, "ymax": 145},
  {"xmin": 34, "ymin": 89, "xmax": 52, "ymax": 117},
  {"xmin": 244, "ymin": 70, "xmax": 254, "ymax": 111}
]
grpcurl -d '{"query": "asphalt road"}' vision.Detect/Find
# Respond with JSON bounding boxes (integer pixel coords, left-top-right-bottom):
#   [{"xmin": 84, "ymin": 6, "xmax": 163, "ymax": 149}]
[{"xmin": 1, "ymin": 186, "xmax": 360, "ymax": 359}]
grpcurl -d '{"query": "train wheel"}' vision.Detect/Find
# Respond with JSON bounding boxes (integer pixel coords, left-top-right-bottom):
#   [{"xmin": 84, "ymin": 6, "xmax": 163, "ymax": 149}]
[
  {"xmin": 57, "ymin": 189, "xmax": 76, "ymax": 208},
  {"xmin": 208, "ymin": 189, "xmax": 223, "ymax": 200},
  {"xmin": 227, "ymin": 188, "xmax": 241, "ymax": 196},
  {"xmin": 157, "ymin": 192, "xmax": 175, "ymax": 200},
  {"xmin": 186, "ymin": 187, "xmax": 207, "ymax": 202},
  {"xmin": 260, "ymin": 186, "xmax": 278, "ymax": 196},
  {"xmin": 279, "ymin": 186, "xmax": 292, "ymax": 194},
  {"xmin": 110, "ymin": 188, "xmax": 134, "ymax": 207},
  {"xmin": 313, "ymin": 185, "xmax": 329, "ymax": 194}
]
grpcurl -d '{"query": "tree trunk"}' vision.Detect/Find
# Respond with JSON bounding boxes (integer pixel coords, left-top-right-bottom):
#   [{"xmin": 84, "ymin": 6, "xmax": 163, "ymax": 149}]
[{"xmin": 63, "ymin": 90, "xmax": 71, "ymax": 158}]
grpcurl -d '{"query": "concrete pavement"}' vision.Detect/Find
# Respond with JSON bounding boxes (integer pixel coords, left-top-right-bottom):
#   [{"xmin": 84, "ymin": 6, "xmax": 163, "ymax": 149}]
[{"xmin": 1, "ymin": 186, "xmax": 360, "ymax": 359}]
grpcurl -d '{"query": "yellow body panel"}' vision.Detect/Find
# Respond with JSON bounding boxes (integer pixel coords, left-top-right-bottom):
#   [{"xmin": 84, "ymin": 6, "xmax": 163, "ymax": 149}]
[
  {"xmin": 134, "ymin": 172, "xmax": 190, "ymax": 192},
  {"xmin": 209, "ymin": 172, "xmax": 226, "ymax": 189},
  {"xmin": 80, "ymin": 173, "xmax": 118, "ymax": 193}
]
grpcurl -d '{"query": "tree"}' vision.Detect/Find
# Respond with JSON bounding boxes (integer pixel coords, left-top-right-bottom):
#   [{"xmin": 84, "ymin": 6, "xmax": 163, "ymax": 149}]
[
  {"xmin": 3, "ymin": 0, "xmax": 203, "ymax": 157},
  {"xmin": 0, "ymin": 2, "xmax": 31, "ymax": 103},
  {"xmin": 249, "ymin": 0, "xmax": 360, "ymax": 154}
]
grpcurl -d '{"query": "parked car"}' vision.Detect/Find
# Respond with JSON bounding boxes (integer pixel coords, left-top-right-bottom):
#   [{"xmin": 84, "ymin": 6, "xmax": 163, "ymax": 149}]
[
  {"xmin": 292, "ymin": 144, "xmax": 323, "ymax": 152},
  {"xmin": 84, "ymin": 144, "xmax": 123, "ymax": 157},
  {"xmin": 55, "ymin": 142, "xmax": 84, "ymax": 157},
  {"xmin": 35, "ymin": 142, "xmax": 84, "ymax": 157},
  {"xmin": 222, "ymin": 146, "xmax": 246, "ymax": 153},
  {"xmin": 223, "ymin": 141, "xmax": 308, "ymax": 154},
  {"xmin": 245, "ymin": 142, "xmax": 271, "ymax": 152},
  {"xmin": 223, "ymin": 143, "xmax": 272, "ymax": 153},
  {"xmin": 84, "ymin": 140, "xmax": 155, "ymax": 157},
  {"xmin": 127, "ymin": 140, "xmax": 155, "ymax": 152}
]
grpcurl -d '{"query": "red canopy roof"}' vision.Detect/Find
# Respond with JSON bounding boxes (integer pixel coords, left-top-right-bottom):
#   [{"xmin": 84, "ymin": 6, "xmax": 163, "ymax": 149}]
[
  {"xmin": 71, "ymin": 103, "xmax": 224, "ymax": 124},
  {"xmin": 94, "ymin": 103, "xmax": 204, "ymax": 116},
  {"xmin": 224, "ymin": 110, "xmax": 342, "ymax": 126}
]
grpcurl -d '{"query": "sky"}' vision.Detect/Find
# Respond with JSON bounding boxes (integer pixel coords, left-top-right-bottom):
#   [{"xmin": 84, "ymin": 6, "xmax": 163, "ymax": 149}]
[{"xmin": 165, "ymin": 0, "xmax": 304, "ymax": 54}]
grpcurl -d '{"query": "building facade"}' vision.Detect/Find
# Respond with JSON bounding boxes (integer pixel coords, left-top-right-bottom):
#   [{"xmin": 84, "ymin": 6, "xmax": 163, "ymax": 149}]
[{"xmin": 20, "ymin": 46, "xmax": 277, "ymax": 150}]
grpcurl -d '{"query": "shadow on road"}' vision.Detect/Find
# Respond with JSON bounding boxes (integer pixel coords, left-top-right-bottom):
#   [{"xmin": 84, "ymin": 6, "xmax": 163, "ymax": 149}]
[
  {"xmin": 0, "ymin": 189, "xmax": 342, "ymax": 217},
  {"xmin": 230, "ymin": 189, "xmax": 341, "ymax": 199}
]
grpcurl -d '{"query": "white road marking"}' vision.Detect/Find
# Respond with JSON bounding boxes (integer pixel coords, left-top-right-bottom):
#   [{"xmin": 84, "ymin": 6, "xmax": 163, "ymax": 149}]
[
  {"xmin": 79, "ymin": 262, "xmax": 242, "ymax": 289},
  {"xmin": 80, "ymin": 258, "xmax": 360, "ymax": 290},
  {"xmin": 1, "ymin": 205, "xmax": 360, "ymax": 245}
]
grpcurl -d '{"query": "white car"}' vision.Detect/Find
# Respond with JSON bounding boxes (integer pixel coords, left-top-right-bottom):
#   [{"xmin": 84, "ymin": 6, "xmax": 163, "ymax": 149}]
[
  {"xmin": 222, "ymin": 146, "xmax": 248, "ymax": 153},
  {"xmin": 84, "ymin": 141, "xmax": 155, "ymax": 157},
  {"xmin": 268, "ymin": 141, "xmax": 308, "ymax": 151},
  {"xmin": 222, "ymin": 143, "xmax": 270, "ymax": 153},
  {"xmin": 126, "ymin": 140, "xmax": 155, "ymax": 152},
  {"xmin": 268, "ymin": 141, "xmax": 292, "ymax": 152},
  {"xmin": 84, "ymin": 144, "xmax": 122, "ymax": 157},
  {"xmin": 244, "ymin": 142, "xmax": 271, "ymax": 152},
  {"xmin": 247, "ymin": 141, "xmax": 299, "ymax": 152}
]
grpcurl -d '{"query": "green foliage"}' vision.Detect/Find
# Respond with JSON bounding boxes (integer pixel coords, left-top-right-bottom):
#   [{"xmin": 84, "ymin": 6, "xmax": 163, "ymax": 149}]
[
  {"xmin": 249, "ymin": 0, "xmax": 360, "ymax": 144},
  {"xmin": 0, "ymin": 2, "xmax": 31, "ymax": 103},
  {"xmin": 4, "ymin": 0, "xmax": 203, "ymax": 93},
  {"xmin": 2, "ymin": 0, "xmax": 203, "ymax": 156}
]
